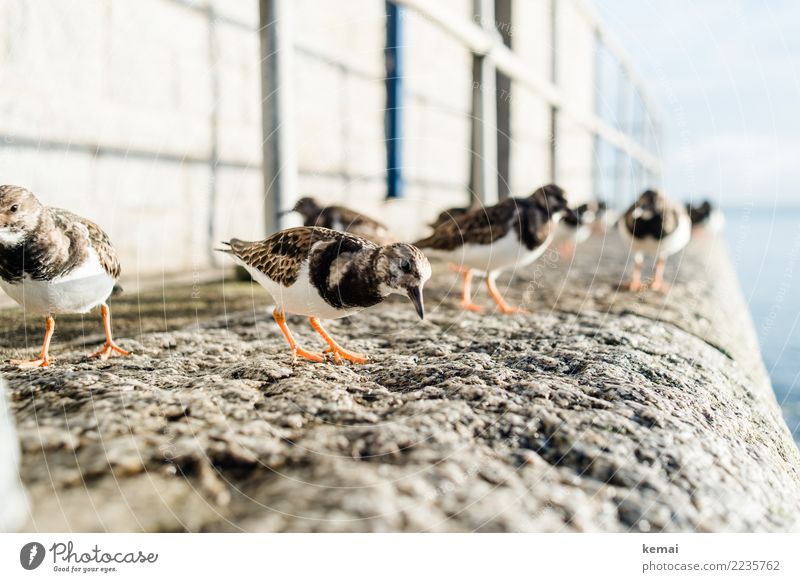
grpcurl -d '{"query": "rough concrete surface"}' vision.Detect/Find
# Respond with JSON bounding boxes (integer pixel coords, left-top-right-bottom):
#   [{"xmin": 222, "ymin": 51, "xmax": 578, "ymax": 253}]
[{"xmin": 2, "ymin": 233, "xmax": 799, "ymax": 532}]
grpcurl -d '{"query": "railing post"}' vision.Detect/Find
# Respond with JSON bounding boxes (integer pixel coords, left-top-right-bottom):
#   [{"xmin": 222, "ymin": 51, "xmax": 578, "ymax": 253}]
[
  {"xmin": 259, "ymin": 0, "xmax": 298, "ymax": 233},
  {"xmin": 495, "ymin": 0, "xmax": 512, "ymax": 199},
  {"xmin": 548, "ymin": 0, "xmax": 559, "ymax": 184},
  {"xmin": 469, "ymin": 0, "xmax": 499, "ymax": 206},
  {"xmin": 614, "ymin": 68, "xmax": 631, "ymax": 206},
  {"xmin": 385, "ymin": 2, "xmax": 404, "ymax": 199},
  {"xmin": 592, "ymin": 31, "xmax": 602, "ymax": 200}
]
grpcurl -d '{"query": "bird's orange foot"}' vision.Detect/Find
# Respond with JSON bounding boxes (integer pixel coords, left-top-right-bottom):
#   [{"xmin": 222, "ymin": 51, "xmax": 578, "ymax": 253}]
[
  {"xmin": 324, "ymin": 345, "xmax": 368, "ymax": 364},
  {"xmin": 460, "ymin": 300, "xmax": 484, "ymax": 313},
  {"xmin": 559, "ymin": 242, "xmax": 576, "ymax": 261},
  {"xmin": 90, "ymin": 342, "xmax": 131, "ymax": 360},
  {"xmin": 628, "ymin": 280, "xmax": 646, "ymax": 292},
  {"xmin": 290, "ymin": 345, "xmax": 325, "ymax": 364},
  {"xmin": 649, "ymin": 280, "xmax": 671, "ymax": 293},
  {"xmin": 10, "ymin": 357, "xmax": 51, "ymax": 368}
]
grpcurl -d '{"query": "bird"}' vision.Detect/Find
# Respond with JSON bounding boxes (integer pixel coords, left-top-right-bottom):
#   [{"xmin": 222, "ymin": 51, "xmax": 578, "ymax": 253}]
[
  {"xmin": 218, "ymin": 226, "xmax": 431, "ymax": 364},
  {"xmin": 0, "ymin": 185, "xmax": 130, "ymax": 367},
  {"xmin": 284, "ymin": 196, "xmax": 392, "ymax": 243},
  {"xmin": 553, "ymin": 200, "xmax": 607, "ymax": 259},
  {"xmin": 685, "ymin": 200, "xmax": 725, "ymax": 237},
  {"xmin": 414, "ymin": 184, "xmax": 572, "ymax": 314},
  {"xmin": 618, "ymin": 189, "xmax": 691, "ymax": 292},
  {"xmin": 429, "ymin": 206, "xmax": 471, "ymax": 229}
]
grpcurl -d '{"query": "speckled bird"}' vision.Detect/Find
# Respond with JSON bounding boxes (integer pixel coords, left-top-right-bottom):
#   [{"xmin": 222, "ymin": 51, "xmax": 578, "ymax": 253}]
[
  {"xmin": 286, "ymin": 196, "xmax": 392, "ymax": 243},
  {"xmin": 686, "ymin": 200, "xmax": 725, "ymax": 237},
  {"xmin": 0, "ymin": 185, "xmax": 129, "ymax": 367},
  {"xmin": 218, "ymin": 226, "xmax": 431, "ymax": 364},
  {"xmin": 553, "ymin": 199, "xmax": 607, "ymax": 259},
  {"xmin": 618, "ymin": 189, "xmax": 691, "ymax": 292},
  {"xmin": 415, "ymin": 184, "xmax": 572, "ymax": 314}
]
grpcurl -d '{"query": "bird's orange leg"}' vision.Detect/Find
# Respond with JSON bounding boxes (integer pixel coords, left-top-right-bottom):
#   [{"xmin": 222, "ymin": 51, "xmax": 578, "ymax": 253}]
[
  {"xmin": 486, "ymin": 276, "xmax": 527, "ymax": 315},
  {"xmin": 460, "ymin": 269, "xmax": 483, "ymax": 312},
  {"xmin": 309, "ymin": 317, "xmax": 368, "ymax": 364},
  {"xmin": 12, "ymin": 316, "xmax": 56, "ymax": 368},
  {"xmin": 628, "ymin": 254, "xmax": 645, "ymax": 292},
  {"xmin": 272, "ymin": 309, "xmax": 324, "ymax": 363},
  {"xmin": 559, "ymin": 240, "xmax": 576, "ymax": 260},
  {"xmin": 650, "ymin": 257, "xmax": 670, "ymax": 292},
  {"xmin": 90, "ymin": 304, "xmax": 131, "ymax": 360}
]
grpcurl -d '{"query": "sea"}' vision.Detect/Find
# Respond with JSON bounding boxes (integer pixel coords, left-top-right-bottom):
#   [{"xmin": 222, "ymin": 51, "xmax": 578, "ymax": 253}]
[{"xmin": 724, "ymin": 207, "xmax": 800, "ymax": 445}]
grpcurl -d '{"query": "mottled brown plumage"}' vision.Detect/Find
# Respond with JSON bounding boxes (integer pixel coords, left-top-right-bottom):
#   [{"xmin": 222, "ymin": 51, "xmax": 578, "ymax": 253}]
[
  {"xmin": 686, "ymin": 200, "xmax": 714, "ymax": 226},
  {"xmin": 290, "ymin": 197, "xmax": 390, "ymax": 242},
  {"xmin": 622, "ymin": 190, "xmax": 682, "ymax": 240},
  {"xmin": 0, "ymin": 185, "xmax": 129, "ymax": 366},
  {"xmin": 429, "ymin": 206, "xmax": 470, "ymax": 229},
  {"xmin": 617, "ymin": 189, "xmax": 692, "ymax": 293},
  {"xmin": 218, "ymin": 226, "xmax": 431, "ymax": 364},
  {"xmin": 414, "ymin": 185, "xmax": 571, "ymax": 314},
  {"xmin": 223, "ymin": 227, "xmax": 377, "ymax": 288},
  {"xmin": 416, "ymin": 184, "xmax": 569, "ymax": 252},
  {"xmin": 0, "ymin": 187, "xmax": 120, "ymax": 284}
]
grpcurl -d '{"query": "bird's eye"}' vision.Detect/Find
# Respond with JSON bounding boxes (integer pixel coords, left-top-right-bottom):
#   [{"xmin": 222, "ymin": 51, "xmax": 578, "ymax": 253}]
[
  {"xmin": 9, "ymin": 204, "xmax": 18, "ymax": 213},
  {"xmin": 400, "ymin": 259, "xmax": 412, "ymax": 273}
]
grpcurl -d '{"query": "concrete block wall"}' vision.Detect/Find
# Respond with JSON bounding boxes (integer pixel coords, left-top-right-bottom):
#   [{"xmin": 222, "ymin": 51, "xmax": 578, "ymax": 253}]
[
  {"xmin": 0, "ymin": 0, "xmax": 263, "ymax": 284},
  {"xmin": 508, "ymin": 0, "xmax": 555, "ymax": 198},
  {"xmin": 553, "ymin": 0, "xmax": 596, "ymax": 203},
  {"xmin": 0, "ymin": 0, "xmax": 629, "ymax": 284},
  {"xmin": 289, "ymin": 0, "xmax": 472, "ymax": 242}
]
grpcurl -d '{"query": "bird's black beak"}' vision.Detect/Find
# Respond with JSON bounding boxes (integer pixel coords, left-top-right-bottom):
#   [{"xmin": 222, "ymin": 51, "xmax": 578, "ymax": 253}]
[
  {"xmin": 407, "ymin": 286, "xmax": 425, "ymax": 320},
  {"xmin": 277, "ymin": 208, "xmax": 294, "ymax": 217},
  {"xmin": 564, "ymin": 206, "xmax": 578, "ymax": 222}
]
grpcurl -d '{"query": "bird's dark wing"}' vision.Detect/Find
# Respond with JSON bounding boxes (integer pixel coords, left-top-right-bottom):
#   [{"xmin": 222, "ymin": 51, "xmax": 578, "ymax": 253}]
[
  {"xmin": 622, "ymin": 197, "xmax": 682, "ymax": 240},
  {"xmin": 332, "ymin": 206, "xmax": 387, "ymax": 231},
  {"xmin": 50, "ymin": 209, "xmax": 121, "ymax": 280},
  {"xmin": 415, "ymin": 198, "xmax": 519, "ymax": 250},
  {"xmin": 221, "ymin": 227, "xmax": 376, "ymax": 287}
]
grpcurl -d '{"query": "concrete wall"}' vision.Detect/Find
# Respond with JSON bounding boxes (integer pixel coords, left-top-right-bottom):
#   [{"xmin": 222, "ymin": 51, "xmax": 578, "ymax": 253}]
[
  {"xmin": 0, "ymin": 0, "xmax": 263, "ymax": 281},
  {"xmin": 0, "ymin": 0, "xmax": 636, "ymax": 283}
]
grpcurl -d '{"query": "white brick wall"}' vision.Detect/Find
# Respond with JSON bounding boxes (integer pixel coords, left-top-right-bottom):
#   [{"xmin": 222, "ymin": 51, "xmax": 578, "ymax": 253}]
[
  {"xmin": 0, "ymin": 0, "xmax": 262, "ymax": 281},
  {"xmin": 0, "ymin": 0, "xmax": 612, "ymax": 285}
]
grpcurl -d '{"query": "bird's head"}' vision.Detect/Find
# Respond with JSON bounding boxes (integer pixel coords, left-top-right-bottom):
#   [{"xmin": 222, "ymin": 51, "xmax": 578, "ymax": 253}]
[
  {"xmin": 632, "ymin": 189, "xmax": 664, "ymax": 220},
  {"xmin": 291, "ymin": 196, "xmax": 321, "ymax": 218},
  {"xmin": 0, "ymin": 185, "xmax": 43, "ymax": 247},
  {"xmin": 375, "ymin": 243, "xmax": 432, "ymax": 319},
  {"xmin": 529, "ymin": 184, "xmax": 571, "ymax": 220}
]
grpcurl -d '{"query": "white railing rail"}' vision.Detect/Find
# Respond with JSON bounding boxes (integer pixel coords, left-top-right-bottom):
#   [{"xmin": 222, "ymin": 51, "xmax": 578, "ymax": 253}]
[{"xmin": 394, "ymin": 0, "xmax": 661, "ymax": 183}]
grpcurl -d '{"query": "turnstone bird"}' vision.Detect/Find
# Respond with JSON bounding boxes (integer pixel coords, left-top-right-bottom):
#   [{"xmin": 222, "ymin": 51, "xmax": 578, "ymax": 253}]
[
  {"xmin": 429, "ymin": 206, "xmax": 471, "ymax": 229},
  {"xmin": 686, "ymin": 200, "xmax": 725, "ymax": 237},
  {"xmin": 285, "ymin": 196, "xmax": 392, "ymax": 242},
  {"xmin": 218, "ymin": 227, "xmax": 431, "ymax": 364},
  {"xmin": 0, "ymin": 185, "xmax": 129, "ymax": 367},
  {"xmin": 553, "ymin": 200, "xmax": 607, "ymax": 259},
  {"xmin": 618, "ymin": 189, "xmax": 691, "ymax": 292},
  {"xmin": 415, "ymin": 184, "xmax": 571, "ymax": 314}
]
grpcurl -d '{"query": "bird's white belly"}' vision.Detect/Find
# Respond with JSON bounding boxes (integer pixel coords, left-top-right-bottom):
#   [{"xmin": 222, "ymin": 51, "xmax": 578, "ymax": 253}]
[
  {"xmin": 240, "ymin": 260, "xmax": 361, "ymax": 320},
  {"xmin": 702, "ymin": 210, "xmax": 725, "ymax": 235},
  {"xmin": 0, "ymin": 249, "xmax": 115, "ymax": 316},
  {"xmin": 618, "ymin": 213, "xmax": 691, "ymax": 258},
  {"xmin": 440, "ymin": 229, "xmax": 553, "ymax": 275}
]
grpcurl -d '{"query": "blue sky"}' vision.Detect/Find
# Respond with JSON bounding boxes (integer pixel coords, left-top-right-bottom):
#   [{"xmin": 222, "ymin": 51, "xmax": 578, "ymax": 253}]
[{"xmin": 593, "ymin": 0, "xmax": 800, "ymax": 208}]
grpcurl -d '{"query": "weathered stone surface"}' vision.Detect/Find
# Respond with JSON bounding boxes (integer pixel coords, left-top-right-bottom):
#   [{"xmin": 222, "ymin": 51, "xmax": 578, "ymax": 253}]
[{"xmin": 2, "ymin": 233, "xmax": 799, "ymax": 532}]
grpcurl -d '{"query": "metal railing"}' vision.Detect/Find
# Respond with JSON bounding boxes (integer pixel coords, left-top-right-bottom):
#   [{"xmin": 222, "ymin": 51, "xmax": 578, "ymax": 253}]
[
  {"xmin": 259, "ymin": 0, "xmax": 662, "ymax": 230},
  {"xmin": 394, "ymin": 0, "xmax": 661, "ymax": 206}
]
